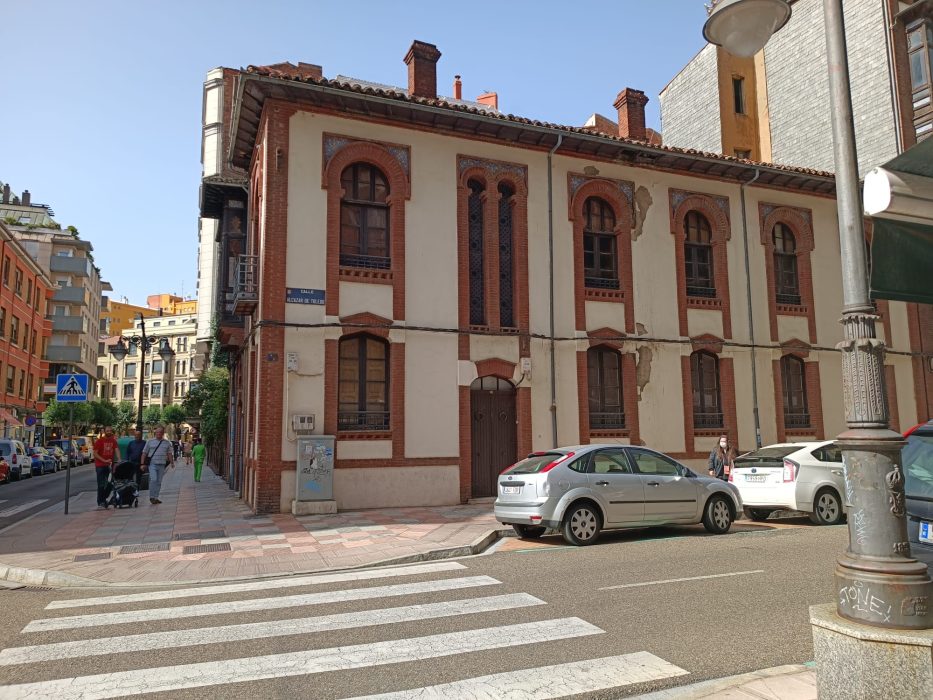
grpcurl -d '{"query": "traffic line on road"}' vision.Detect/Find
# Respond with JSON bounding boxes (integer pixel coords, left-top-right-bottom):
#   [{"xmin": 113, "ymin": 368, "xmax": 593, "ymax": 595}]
[
  {"xmin": 3, "ymin": 593, "xmax": 545, "ymax": 665},
  {"xmin": 347, "ymin": 651, "xmax": 689, "ymax": 699},
  {"xmin": 0, "ymin": 499, "xmax": 47, "ymax": 518},
  {"xmin": 598, "ymin": 570, "xmax": 765, "ymax": 591},
  {"xmin": 46, "ymin": 561, "xmax": 468, "ymax": 609},
  {"xmin": 0, "ymin": 618, "xmax": 603, "ymax": 700},
  {"xmin": 24, "ymin": 575, "xmax": 502, "ymax": 632}
]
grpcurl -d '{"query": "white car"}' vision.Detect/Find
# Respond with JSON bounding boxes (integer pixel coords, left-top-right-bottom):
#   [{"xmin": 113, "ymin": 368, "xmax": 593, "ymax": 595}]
[{"xmin": 730, "ymin": 441, "xmax": 846, "ymax": 525}]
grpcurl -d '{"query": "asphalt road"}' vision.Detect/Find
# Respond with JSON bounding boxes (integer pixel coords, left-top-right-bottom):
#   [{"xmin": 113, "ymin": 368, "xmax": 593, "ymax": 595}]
[
  {"xmin": 0, "ymin": 462, "xmax": 97, "ymax": 529},
  {"xmin": 0, "ymin": 517, "xmax": 848, "ymax": 699}
]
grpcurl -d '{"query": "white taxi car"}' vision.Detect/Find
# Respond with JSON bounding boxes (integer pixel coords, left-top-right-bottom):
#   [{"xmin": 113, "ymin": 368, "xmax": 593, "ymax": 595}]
[{"xmin": 731, "ymin": 441, "xmax": 846, "ymax": 525}]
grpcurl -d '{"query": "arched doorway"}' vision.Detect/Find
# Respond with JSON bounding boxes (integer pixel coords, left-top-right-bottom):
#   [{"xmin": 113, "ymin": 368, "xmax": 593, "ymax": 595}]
[{"xmin": 470, "ymin": 376, "xmax": 516, "ymax": 498}]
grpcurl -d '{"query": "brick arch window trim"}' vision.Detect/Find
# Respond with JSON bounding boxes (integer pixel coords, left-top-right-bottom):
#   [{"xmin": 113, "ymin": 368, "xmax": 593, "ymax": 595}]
[
  {"xmin": 569, "ymin": 178, "xmax": 635, "ymax": 333},
  {"xmin": 323, "ymin": 139, "xmax": 410, "ymax": 319},
  {"xmin": 758, "ymin": 204, "xmax": 816, "ymax": 344},
  {"xmin": 669, "ymin": 190, "xmax": 733, "ymax": 339},
  {"xmin": 772, "ymin": 348, "xmax": 825, "ymax": 442},
  {"xmin": 576, "ymin": 334, "xmax": 640, "ymax": 443},
  {"xmin": 691, "ymin": 350, "xmax": 723, "ymax": 429}
]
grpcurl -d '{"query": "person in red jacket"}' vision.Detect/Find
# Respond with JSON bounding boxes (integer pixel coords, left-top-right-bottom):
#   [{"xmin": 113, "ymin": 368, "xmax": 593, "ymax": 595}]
[{"xmin": 93, "ymin": 426, "xmax": 121, "ymax": 509}]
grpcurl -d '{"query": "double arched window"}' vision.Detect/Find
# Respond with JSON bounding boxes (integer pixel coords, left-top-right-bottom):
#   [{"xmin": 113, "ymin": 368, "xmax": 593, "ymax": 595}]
[
  {"xmin": 498, "ymin": 182, "xmax": 516, "ymax": 328},
  {"xmin": 772, "ymin": 223, "xmax": 800, "ymax": 305},
  {"xmin": 467, "ymin": 179, "xmax": 485, "ymax": 325},
  {"xmin": 690, "ymin": 350, "xmax": 722, "ymax": 428},
  {"xmin": 583, "ymin": 197, "xmax": 618, "ymax": 289},
  {"xmin": 685, "ymin": 211, "xmax": 714, "ymax": 297},
  {"xmin": 781, "ymin": 355, "xmax": 810, "ymax": 428},
  {"xmin": 587, "ymin": 346, "xmax": 625, "ymax": 429},
  {"xmin": 340, "ymin": 163, "xmax": 389, "ymax": 269},
  {"xmin": 337, "ymin": 334, "xmax": 389, "ymax": 431}
]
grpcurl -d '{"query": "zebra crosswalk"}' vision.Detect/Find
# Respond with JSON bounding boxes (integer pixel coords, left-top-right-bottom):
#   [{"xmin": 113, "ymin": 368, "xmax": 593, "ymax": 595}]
[
  {"xmin": 0, "ymin": 499, "xmax": 47, "ymax": 518},
  {"xmin": 0, "ymin": 560, "xmax": 690, "ymax": 699}
]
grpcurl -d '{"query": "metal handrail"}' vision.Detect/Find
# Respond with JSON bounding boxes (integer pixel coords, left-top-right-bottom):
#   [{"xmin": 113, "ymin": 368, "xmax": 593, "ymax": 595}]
[{"xmin": 234, "ymin": 255, "xmax": 258, "ymax": 300}]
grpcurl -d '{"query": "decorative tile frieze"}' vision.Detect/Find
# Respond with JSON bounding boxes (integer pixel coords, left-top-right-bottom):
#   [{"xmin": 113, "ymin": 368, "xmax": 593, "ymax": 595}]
[
  {"xmin": 458, "ymin": 156, "xmax": 527, "ymax": 184},
  {"xmin": 569, "ymin": 173, "xmax": 634, "ymax": 210},
  {"xmin": 323, "ymin": 133, "xmax": 411, "ymax": 178}
]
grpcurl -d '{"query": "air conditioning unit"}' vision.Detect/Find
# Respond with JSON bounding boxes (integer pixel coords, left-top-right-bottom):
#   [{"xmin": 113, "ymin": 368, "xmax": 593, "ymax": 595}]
[{"xmin": 292, "ymin": 414, "xmax": 315, "ymax": 434}]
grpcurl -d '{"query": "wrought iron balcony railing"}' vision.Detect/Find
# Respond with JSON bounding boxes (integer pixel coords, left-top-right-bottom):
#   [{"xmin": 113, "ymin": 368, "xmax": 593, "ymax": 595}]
[{"xmin": 232, "ymin": 254, "xmax": 259, "ymax": 314}]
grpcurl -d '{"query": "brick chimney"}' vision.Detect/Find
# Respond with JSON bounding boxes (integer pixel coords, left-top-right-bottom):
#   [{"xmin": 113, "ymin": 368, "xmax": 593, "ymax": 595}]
[
  {"xmin": 1, "ymin": 184, "xmax": 9, "ymax": 204},
  {"xmin": 453, "ymin": 75, "xmax": 462, "ymax": 100},
  {"xmin": 614, "ymin": 88, "xmax": 649, "ymax": 141},
  {"xmin": 404, "ymin": 40, "xmax": 441, "ymax": 98},
  {"xmin": 21, "ymin": 190, "xmax": 30, "ymax": 206},
  {"xmin": 477, "ymin": 92, "xmax": 498, "ymax": 110}
]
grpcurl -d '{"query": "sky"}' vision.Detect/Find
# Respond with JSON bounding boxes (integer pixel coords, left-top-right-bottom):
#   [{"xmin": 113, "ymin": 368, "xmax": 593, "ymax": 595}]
[{"xmin": 2, "ymin": 1, "xmax": 710, "ymax": 308}]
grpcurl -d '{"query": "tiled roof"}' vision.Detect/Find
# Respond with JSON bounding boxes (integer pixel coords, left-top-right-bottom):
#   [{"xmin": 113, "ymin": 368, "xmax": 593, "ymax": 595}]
[{"xmin": 242, "ymin": 64, "xmax": 834, "ymax": 181}]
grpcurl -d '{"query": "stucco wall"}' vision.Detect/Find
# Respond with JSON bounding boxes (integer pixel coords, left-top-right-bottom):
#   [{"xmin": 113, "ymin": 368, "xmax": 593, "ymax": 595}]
[{"xmin": 659, "ymin": 44, "xmax": 723, "ymax": 155}]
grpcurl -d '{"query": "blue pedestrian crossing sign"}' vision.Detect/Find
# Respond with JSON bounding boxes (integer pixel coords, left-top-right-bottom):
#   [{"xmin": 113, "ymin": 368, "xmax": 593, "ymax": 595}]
[{"xmin": 56, "ymin": 373, "xmax": 89, "ymax": 403}]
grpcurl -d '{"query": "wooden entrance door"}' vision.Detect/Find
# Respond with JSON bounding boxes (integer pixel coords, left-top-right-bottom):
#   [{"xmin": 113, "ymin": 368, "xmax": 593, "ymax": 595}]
[{"xmin": 471, "ymin": 376, "xmax": 517, "ymax": 498}]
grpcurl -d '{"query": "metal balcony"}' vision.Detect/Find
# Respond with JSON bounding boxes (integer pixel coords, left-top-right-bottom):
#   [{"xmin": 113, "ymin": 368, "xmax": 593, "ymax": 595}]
[
  {"xmin": 50, "ymin": 256, "xmax": 91, "ymax": 276},
  {"xmin": 51, "ymin": 314, "xmax": 85, "ymax": 333},
  {"xmin": 52, "ymin": 286, "xmax": 88, "ymax": 305},
  {"xmin": 46, "ymin": 345, "xmax": 82, "ymax": 363},
  {"xmin": 233, "ymin": 254, "xmax": 259, "ymax": 314}
]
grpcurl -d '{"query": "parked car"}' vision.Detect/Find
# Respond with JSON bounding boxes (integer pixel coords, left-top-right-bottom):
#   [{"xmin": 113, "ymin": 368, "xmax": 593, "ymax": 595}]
[
  {"xmin": 0, "ymin": 439, "xmax": 29, "ymax": 480},
  {"xmin": 0, "ymin": 457, "xmax": 9, "ymax": 484},
  {"xmin": 47, "ymin": 439, "xmax": 80, "ymax": 466},
  {"xmin": 494, "ymin": 444, "xmax": 742, "ymax": 546},
  {"xmin": 730, "ymin": 441, "xmax": 846, "ymax": 525},
  {"xmin": 74, "ymin": 437, "xmax": 92, "ymax": 464},
  {"xmin": 46, "ymin": 445, "xmax": 66, "ymax": 470},
  {"xmin": 904, "ymin": 421, "xmax": 933, "ymax": 569},
  {"xmin": 27, "ymin": 447, "xmax": 57, "ymax": 475}
]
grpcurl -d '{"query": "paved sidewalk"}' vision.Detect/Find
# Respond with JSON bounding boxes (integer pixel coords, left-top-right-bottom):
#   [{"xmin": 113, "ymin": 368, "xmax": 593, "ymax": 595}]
[
  {"xmin": 0, "ymin": 465, "xmax": 505, "ymax": 586},
  {"xmin": 631, "ymin": 664, "xmax": 817, "ymax": 699}
]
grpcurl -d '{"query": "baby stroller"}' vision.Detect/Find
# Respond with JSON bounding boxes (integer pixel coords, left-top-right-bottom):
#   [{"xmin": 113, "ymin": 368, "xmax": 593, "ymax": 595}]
[{"xmin": 106, "ymin": 461, "xmax": 140, "ymax": 509}]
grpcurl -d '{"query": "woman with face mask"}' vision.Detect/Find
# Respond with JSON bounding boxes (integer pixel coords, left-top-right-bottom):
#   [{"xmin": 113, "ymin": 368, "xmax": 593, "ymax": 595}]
[{"xmin": 708, "ymin": 435, "xmax": 736, "ymax": 481}]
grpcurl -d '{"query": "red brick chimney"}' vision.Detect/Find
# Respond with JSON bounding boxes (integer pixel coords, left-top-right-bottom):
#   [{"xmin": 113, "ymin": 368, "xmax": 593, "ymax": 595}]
[
  {"xmin": 404, "ymin": 40, "xmax": 441, "ymax": 98},
  {"xmin": 614, "ymin": 88, "xmax": 649, "ymax": 141},
  {"xmin": 477, "ymin": 92, "xmax": 498, "ymax": 110},
  {"xmin": 21, "ymin": 190, "xmax": 30, "ymax": 206},
  {"xmin": 453, "ymin": 75, "xmax": 462, "ymax": 100}
]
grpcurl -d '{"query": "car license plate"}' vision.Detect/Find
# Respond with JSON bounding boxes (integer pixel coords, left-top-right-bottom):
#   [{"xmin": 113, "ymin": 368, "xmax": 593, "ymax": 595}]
[
  {"xmin": 502, "ymin": 486, "xmax": 521, "ymax": 494},
  {"xmin": 746, "ymin": 475, "xmax": 767, "ymax": 483},
  {"xmin": 921, "ymin": 522, "xmax": 933, "ymax": 544}
]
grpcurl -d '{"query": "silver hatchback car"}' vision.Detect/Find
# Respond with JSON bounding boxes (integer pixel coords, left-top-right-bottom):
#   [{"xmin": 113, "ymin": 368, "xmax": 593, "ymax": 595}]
[{"xmin": 494, "ymin": 444, "xmax": 743, "ymax": 546}]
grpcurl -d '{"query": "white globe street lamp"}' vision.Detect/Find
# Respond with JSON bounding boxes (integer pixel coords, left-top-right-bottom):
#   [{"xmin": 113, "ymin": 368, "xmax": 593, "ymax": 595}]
[{"xmin": 702, "ymin": 0, "xmax": 791, "ymax": 57}]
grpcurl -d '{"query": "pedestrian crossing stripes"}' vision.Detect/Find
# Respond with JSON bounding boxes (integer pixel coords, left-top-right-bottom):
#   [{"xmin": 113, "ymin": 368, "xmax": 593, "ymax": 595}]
[
  {"xmin": 348, "ymin": 652, "xmax": 690, "ymax": 699},
  {"xmin": 45, "ymin": 560, "xmax": 467, "ymax": 609},
  {"xmin": 0, "ymin": 499, "xmax": 47, "ymax": 518},
  {"xmin": 24, "ymin": 575, "xmax": 501, "ymax": 631},
  {"xmin": 1, "ymin": 562, "xmax": 692, "ymax": 699}
]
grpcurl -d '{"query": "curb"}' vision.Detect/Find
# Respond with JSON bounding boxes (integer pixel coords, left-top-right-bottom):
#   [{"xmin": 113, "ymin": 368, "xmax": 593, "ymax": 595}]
[
  {"xmin": 0, "ymin": 526, "xmax": 513, "ymax": 589},
  {"xmin": 627, "ymin": 664, "xmax": 814, "ymax": 700}
]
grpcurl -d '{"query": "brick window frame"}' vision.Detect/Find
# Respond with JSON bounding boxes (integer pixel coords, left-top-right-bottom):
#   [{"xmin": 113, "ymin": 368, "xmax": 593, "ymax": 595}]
[
  {"xmin": 575, "ymin": 328, "xmax": 640, "ymax": 444},
  {"xmin": 680, "ymin": 335, "xmax": 738, "ymax": 451},
  {"xmin": 759, "ymin": 203, "xmax": 816, "ymax": 344},
  {"xmin": 323, "ymin": 137, "xmax": 411, "ymax": 320},
  {"xmin": 669, "ymin": 190, "xmax": 733, "ymax": 339},
  {"xmin": 569, "ymin": 178, "xmax": 635, "ymax": 333},
  {"xmin": 772, "ymin": 340, "xmax": 824, "ymax": 442}
]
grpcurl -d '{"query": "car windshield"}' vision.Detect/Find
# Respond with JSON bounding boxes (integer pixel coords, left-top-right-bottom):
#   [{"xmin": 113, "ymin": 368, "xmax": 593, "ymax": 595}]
[
  {"xmin": 735, "ymin": 446, "xmax": 800, "ymax": 464},
  {"xmin": 0, "ymin": 444, "xmax": 11, "ymax": 456},
  {"xmin": 904, "ymin": 435, "xmax": 933, "ymax": 500},
  {"xmin": 507, "ymin": 453, "xmax": 566, "ymax": 475}
]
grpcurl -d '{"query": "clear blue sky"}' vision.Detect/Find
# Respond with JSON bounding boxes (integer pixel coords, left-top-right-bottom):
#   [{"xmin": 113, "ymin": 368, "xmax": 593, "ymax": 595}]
[{"xmin": 2, "ymin": 1, "xmax": 709, "ymax": 307}]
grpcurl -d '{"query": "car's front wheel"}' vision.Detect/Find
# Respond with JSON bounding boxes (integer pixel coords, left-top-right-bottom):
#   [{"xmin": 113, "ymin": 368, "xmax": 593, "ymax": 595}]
[
  {"xmin": 512, "ymin": 524, "xmax": 546, "ymax": 539},
  {"xmin": 810, "ymin": 488, "xmax": 844, "ymax": 525},
  {"xmin": 743, "ymin": 507, "xmax": 774, "ymax": 522},
  {"xmin": 703, "ymin": 495, "xmax": 734, "ymax": 534},
  {"xmin": 561, "ymin": 502, "xmax": 602, "ymax": 546}
]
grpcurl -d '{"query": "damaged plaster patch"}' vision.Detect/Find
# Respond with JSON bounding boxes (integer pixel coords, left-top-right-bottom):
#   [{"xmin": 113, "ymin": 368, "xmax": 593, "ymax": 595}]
[
  {"xmin": 632, "ymin": 186, "xmax": 653, "ymax": 241},
  {"xmin": 635, "ymin": 323, "xmax": 648, "ymax": 336},
  {"xmin": 635, "ymin": 346, "xmax": 653, "ymax": 400}
]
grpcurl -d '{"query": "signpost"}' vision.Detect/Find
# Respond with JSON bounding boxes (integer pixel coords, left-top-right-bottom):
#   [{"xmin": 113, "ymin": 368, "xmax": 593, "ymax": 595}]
[{"xmin": 56, "ymin": 373, "xmax": 88, "ymax": 515}]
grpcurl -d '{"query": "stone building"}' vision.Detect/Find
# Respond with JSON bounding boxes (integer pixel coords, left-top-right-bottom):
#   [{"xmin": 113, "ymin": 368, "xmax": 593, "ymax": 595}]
[{"xmin": 200, "ymin": 40, "xmax": 931, "ymax": 514}]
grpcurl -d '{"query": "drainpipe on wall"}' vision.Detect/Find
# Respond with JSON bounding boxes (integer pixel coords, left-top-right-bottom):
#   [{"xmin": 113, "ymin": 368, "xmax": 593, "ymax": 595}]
[
  {"xmin": 547, "ymin": 134, "xmax": 563, "ymax": 448},
  {"xmin": 740, "ymin": 167, "xmax": 762, "ymax": 449}
]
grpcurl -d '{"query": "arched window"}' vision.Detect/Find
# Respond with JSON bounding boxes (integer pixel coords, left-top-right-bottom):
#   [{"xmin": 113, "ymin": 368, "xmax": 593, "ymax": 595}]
[
  {"xmin": 467, "ymin": 179, "xmax": 485, "ymax": 326},
  {"xmin": 781, "ymin": 355, "xmax": 810, "ymax": 428},
  {"xmin": 587, "ymin": 347, "xmax": 625, "ymax": 429},
  {"xmin": 583, "ymin": 197, "xmax": 618, "ymax": 289},
  {"xmin": 498, "ymin": 182, "xmax": 515, "ymax": 328},
  {"xmin": 684, "ymin": 211, "xmax": 715, "ymax": 297},
  {"xmin": 340, "ymin": 163, "xmax": 390, "ymax": 269},
  {"xmin": 338, "ymin": 334, "xmax": 389, "ymax": 431},
  {"xmin": 773, "ymin": 223, "xmax": 800, "ymax": 305},
  {"xmin": 691, "ymin": 351, "xmax": 722, "ymax": 428}
]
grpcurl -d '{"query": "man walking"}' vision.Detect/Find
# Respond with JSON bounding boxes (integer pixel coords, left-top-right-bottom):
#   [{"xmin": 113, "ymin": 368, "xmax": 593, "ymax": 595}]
[
  {"xmin": 141, "ymin": 425, "xmax": 174, "ymax": 505},
  {"xmin": 93, "ymin": 427, "xmax": 120, "ymax": 509},
  {"xmin": 192, "ymin": 438, "xmax": 206, "ymax": 483},
  {"xmin": 125, "ymin": 430, "xmax": 146, "ymax": 468}
]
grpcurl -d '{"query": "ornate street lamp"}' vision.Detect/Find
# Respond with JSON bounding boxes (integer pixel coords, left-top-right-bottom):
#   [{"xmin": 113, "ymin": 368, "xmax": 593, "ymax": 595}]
[
  {"xmin": 704, "ymin": 0, "xmax": 931, "ymax": 631},
  {"xmin": 108, "ymin": 314, "xmax": 175, "ymax": 432}
]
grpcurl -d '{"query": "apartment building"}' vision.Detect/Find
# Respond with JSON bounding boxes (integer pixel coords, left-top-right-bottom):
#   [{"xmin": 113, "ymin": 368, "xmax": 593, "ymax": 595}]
[{"xmin": 100, "ymin": 298, "xmax": 159, "ymax": 337}]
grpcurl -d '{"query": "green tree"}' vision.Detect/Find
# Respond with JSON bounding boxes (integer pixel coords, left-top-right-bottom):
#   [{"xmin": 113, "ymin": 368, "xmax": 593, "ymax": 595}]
[
  {"xmin": 43, "ymin": 400, "xmax": 93, "ymax": 432},
  {"xmin": 183, "ymin": 366, "xmax": 228, "ymax": 450},
  {"xmin": 90, "ymin": 400, "xmax": 117, "ymax": 431},
  {"xmin": 162, "ymin": 404, "xmax": 187, "ymax": 440},
  {"xmin": 143, "ymin": 405, "xmax": 162, "ymax": 428},
  {"xmin": 114, "ymin": 401, "xmax": 137, "ymax": 435}
]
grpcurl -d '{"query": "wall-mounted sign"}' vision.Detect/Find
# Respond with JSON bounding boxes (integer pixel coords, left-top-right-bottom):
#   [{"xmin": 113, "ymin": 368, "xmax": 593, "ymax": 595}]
[{"xmin": 286, "ymin": 288, "xmax": 325, "ymax": 305}]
